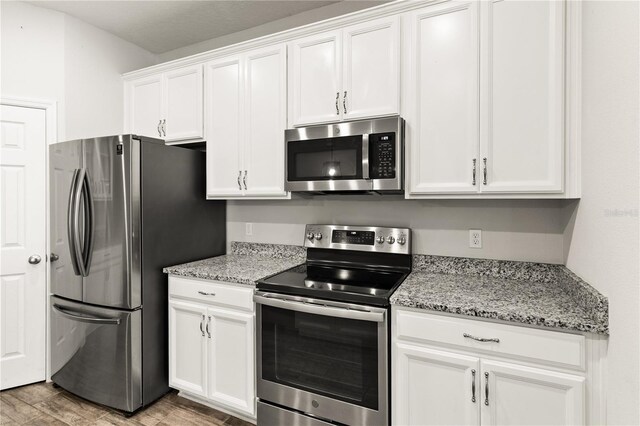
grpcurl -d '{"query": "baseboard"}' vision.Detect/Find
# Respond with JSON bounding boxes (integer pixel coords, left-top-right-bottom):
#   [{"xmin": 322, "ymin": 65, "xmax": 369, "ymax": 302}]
[{"xmin": 177, "ymin": 391, "xmax": 256, "ymax": 424}]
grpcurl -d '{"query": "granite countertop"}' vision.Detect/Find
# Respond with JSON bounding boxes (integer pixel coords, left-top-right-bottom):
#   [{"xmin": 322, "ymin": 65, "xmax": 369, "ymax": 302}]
[
  {"xmin": 390, "ymin": 255, "xmax": 609, "ymax": 335},
  {"xmin": 163, "ymin": 242, "xmax": 305, "ymax": 286}
]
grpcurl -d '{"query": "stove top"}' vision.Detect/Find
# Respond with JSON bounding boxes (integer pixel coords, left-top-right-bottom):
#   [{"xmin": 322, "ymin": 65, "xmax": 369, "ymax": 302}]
[{"xmin": 257, "ymin": 225, "xmax": 412, "ymax": 306}]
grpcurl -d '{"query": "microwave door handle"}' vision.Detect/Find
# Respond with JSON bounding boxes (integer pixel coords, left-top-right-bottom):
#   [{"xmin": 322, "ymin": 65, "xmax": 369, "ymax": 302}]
[
  {"xmin": 362, "ymin": 134, "xmax": 369, "ymax": 180},
  {"xmin": 254, "ymin": 294, "xmax": 385, "ymax": 322}
]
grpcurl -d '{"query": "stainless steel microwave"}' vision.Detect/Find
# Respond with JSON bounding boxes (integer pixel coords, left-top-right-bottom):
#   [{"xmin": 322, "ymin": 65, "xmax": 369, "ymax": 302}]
[{"xmin": 284, "ymin": 117, "xmax": 404, "ymax": 193}]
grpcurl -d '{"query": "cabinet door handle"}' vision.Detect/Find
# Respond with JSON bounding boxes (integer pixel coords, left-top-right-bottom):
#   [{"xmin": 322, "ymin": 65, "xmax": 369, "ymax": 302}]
[
  {"xmin": 464, "ymin": 333, "xmax": 500, "ymax": 343},
  {"xmin": 237, "ymin": 170, "xmax": 242, "ymax": 190},
  {"xmin": 199, "ymin": 314, "xmax": 205, "ymax": 337},
  {"xmin": 484, "ymin": 372, "xmax": 490, "ymax": 406},
  {"xmin": 335, "ymin": 92, "xmax": 340, "ymax": 115},
  {"xmin": 472, "ymin": 158, "xmax": 477, "ymax": 185},
  {"xmin": 483, "ymin": 157, "xmax": 487, "ymax": 185},
  {"xmin": 157, "ymin": 120, "xmax": 162, "ymax": 137},
  {"xmin": 343, "ymin": 91, "xmax": 348, "ymax": 114},
  {"xmin": 243, "ymin": 170, "xmax": 248, "ymax": 190},
  {"xmin": 206, "ymin": 315, "xmax": 211, "ymax": 338},
  {"xmin": 471, "ymin": 369, "xmax": 476, "ymax": 403},
  {"xmin": 162, "ymin": 119, "xmax": 166, "ymax": 137}
]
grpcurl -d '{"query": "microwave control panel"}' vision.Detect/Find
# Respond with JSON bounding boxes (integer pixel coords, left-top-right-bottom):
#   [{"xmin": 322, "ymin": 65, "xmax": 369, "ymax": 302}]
[{"xmin": 369, "ymin": 132, "xmax": 396, "ymax": 179}]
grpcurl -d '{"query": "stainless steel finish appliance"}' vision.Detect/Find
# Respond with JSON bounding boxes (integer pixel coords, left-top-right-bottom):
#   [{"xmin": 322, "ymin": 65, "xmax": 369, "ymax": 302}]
[
  {"xmin": 255, "ymin": 224, "xmax": 411, "ymax": 426},
  {"xmin": 285, "ymin": 117, "xmax": 404, "ymax": 193},
  {"xmin": 49, "ymin": 135, "xmax": 225, "ymax": 413}
]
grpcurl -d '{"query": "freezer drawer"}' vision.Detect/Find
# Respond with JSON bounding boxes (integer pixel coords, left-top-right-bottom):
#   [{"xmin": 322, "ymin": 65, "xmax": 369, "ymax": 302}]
[{"xmin": 50, "ymin": 296, "xmax": 142, "ymax": 412}]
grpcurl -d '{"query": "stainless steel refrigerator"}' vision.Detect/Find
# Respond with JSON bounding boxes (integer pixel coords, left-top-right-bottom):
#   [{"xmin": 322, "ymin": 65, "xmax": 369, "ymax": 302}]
[{"xmin": 49, "ymin": 135, "xmax": 225, "ymax": 413}]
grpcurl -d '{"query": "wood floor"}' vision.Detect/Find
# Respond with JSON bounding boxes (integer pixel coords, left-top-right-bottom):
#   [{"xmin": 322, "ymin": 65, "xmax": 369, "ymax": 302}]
[{"xmin": 0, "ymin": 382, "xmax": 253, "ymax": 426}]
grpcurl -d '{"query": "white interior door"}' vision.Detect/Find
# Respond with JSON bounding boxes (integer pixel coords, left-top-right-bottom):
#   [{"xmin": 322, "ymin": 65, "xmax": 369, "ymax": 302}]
[
  {"xmin": 289, "ymin": 30, "xmax": 342, "ymax": 126},
  {"xmin": 0, "ymin": 104, "xmax": 47, "ymax": 390},
  {"xmin": 205, "ymin": 56, "xmax": 244, "ymax": 198},
  {"xmin": 406, "ymin": 1, "xmax": 480, "ymax": 195},
  {"xmin": 342, "ymin": 16, "xmax": 400, "ymax": 120},
  {"xmin": 479, "ymin": 0, "xmax": 564, "ymax": 193},
  {"xmin": 243, "ymin": 44, "xmax": 288, "ymax": 197},
  {"xmin": 164, "ymin": 65, "xmax": 204, "ymax": 142}
]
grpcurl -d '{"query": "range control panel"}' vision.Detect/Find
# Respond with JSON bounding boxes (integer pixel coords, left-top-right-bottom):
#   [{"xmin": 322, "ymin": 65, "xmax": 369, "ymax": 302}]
[
  {"xmin": 304, "ymin": 224, "xmax": 411, "ymax": 255},
  {"xmin": 369, "ymin": 132, "xmax": 396, "ymax": 179}
]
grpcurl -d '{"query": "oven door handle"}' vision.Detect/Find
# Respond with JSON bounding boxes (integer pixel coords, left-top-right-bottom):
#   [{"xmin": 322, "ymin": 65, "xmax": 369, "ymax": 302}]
[{"xmin": 253, "ymin": 294, "xmax": 385, "ymax": 323}]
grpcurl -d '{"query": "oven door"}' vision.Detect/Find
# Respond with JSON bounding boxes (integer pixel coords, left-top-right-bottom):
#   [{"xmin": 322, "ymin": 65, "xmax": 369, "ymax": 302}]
[
  {"xmin": 285, "ymin": 134, "xmax": 371, "ymax": 192},
  {"xmin": 254, "ymin": 292, "xmax": 388, "ymax": 426}
]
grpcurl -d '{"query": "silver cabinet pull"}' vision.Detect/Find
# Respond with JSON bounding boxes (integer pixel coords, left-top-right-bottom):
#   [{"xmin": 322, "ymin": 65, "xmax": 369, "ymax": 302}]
[
  {"xmin": 243, "ymin": 170, "xmax": 248, "ymax": 190},
  {"xmin": 471, "ymin": 369, "xmax": 476, "ymax": 403},
  {"xmin": 482, "ymin": 157, "xmax": 487, "ymax": 185},
  {"xmin": 464, "ymin": 333, "xmax": 500, "ymax": 343},
  {"xmin": 162, "ymin": 119, "xmax": 166, "ymax": 137},
  {"xmin": 50, "ymin": 253, "xmax": 59, "ymax": 262},
  {"xmin": 206, "ymin": 315, "xmax": 211, "ymax": 338},
  {"xmin": 199, "ymin": 314, "xmax": 205, "ymax": 337},
  {"xmin": 472, "ymin": 158, "xmax": 477, "ymax": 185},
  {"xmin": 157, "ymin": 120, "xmax": 162, "ymax": 137},
  {"xmin": 237, "ymin": 170, "xmax": 242, "ymax": 190},
  {"xmin": 484, "ymin": 372, "xmax": 490, "ymax": 406},
  {"xmin": 335, "ymin": 92, "xmax": 340, "ymax": 115},
  {"xmin": 343, "ymin": 91, "xmax": 348, "ymax": 114},
  {"xmin": 28, "ymin": 255, "xmax": 42, "ymax": 264},
  {"xmin": 197, "ymin": 291, "xmax": 216, "ymax": 296}
]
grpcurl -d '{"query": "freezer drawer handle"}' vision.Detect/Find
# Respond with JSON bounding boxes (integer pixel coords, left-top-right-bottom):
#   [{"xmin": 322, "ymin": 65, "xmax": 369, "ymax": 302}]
[{"xmin": 53, "ymin": 304, "xmax": 121, "ymax": 325}]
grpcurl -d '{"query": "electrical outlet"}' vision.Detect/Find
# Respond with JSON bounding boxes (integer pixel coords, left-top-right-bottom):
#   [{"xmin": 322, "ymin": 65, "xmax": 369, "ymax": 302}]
[
  {"xmin": 469, "ymin": 229, "xmax": 482, "ymax": 248},
  {"xmin": 245, "ymin": 223, "xmax": 253, "ymax": 236}
]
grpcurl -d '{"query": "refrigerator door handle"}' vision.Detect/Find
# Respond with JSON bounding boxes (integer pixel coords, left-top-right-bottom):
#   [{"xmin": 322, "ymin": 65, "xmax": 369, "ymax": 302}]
[
  {"xmin": 72, "ymin": 168, "xmax": 88, "ymax": 277},
  {"xmin": 67, "ymin": 169, "xmax": 82, "ymax": 276},
  {"xmin": 80, "ymin": 170, "xmax": 95, "ymax": 275},
  {"xmin": 52, "ymin": 304, "xmax": 121, "ymax": 325}
]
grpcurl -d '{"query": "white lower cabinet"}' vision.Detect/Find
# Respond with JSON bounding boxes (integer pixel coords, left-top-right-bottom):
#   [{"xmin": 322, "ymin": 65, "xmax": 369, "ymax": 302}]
[
  {"xmin": 392, "ymin": 307, "xmax": 603, "ymax": 426},
  {"xmin": 168, "ymin": 277, "xmax": 255, "ymax": 420}
]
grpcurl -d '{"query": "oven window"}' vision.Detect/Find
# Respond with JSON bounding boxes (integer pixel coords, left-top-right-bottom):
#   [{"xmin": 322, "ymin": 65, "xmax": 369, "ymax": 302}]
[
  {"xmin": 287, "ymin": 136, "xmax": 363, "ymax": 181},
  {"xmin": 261, "ymin": 305, "xmax": 379, "ymax": 410}
]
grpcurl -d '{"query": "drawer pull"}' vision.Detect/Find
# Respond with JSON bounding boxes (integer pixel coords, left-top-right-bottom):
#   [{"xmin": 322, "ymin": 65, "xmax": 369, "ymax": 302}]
[
  {"xmin": 484, "ymin": 372, "xmax": 490, "ymax": 406},
  {"xmin": 464, "ymin": 333, "xmax": 500, "ymax": 343},
  {"xmin": 198, "ymin": 291, "xmax": 216, "ymax": 296},
  {"xmin": 471, "ymin": 369, "xmax": 476, "ymax": 403}
]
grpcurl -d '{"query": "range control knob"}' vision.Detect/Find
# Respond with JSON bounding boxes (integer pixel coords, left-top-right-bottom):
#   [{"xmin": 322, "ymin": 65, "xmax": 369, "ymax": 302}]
[
  {"xmin": 306, "ymin": 232, "xmax": 315, "ymax": 241},
  {"xmin": 397, "ymin": 237, "xmax": 406, "ymax": 245},
  {"xmin": 315, "ymin": 233, "xmax": 323, "ymax": 241},
  {"xmin": 376, "ymin": 236, "xmax": 385, "ymax": 244},
  {"xmin": 387, "ymin": 236, "xmax": 395, "ymax": 244}
]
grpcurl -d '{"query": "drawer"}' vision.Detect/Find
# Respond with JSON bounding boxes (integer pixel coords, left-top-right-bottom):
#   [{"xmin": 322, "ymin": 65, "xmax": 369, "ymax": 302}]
[
  {"xmin": 394, "ymin": 307, "xmax": 585, "ymax": 370},
  {"xmin": 169, "ymin": 276, "xmax": 254, "ymax": 312}
]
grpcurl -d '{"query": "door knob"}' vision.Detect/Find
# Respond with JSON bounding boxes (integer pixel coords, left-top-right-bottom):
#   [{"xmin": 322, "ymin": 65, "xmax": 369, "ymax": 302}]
[
  {"xmin": 28, "ymin": 255, "xmax": 42, "ymax": 265},
  {"xmin": 50, "ymin": 253, "xmax": 59, "ymax": 262}
]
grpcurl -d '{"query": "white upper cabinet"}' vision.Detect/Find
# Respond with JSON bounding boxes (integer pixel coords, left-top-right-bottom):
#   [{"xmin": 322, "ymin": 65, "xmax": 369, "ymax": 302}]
[
  {"xmin": 127, "ymin": 75, "xmax": 163, "ymax": 140},
  {"xmin": 480, "ymin": 0, "xmax": 564, "ymax": 193},
  {"xmin": 205, "ymin": 44, "xmax": 288, "ymax": 199},
  {"xmin": 125, "ymin": 64, "xmax": 204, "ymax": 143},
  {"xmin": 289, "ymin": 16, "xmax": 400, "ymax": 126},
  {"xmin": 405, "ymin": 1, "xmax": 480, "ymax": 194},
  {"xmin": 289, "ymin": 30, "xmax": 342, "ymax": 126},
  {"xmin": 205, "ymin": 56, "xmax": 244, "ymax": 198}
]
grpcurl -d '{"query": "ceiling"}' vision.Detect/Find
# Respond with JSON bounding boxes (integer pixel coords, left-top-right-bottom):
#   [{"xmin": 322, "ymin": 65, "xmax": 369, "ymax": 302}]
[{"xmin": 29, "ymin": 0, "xmax": 347, "ymax": 54}]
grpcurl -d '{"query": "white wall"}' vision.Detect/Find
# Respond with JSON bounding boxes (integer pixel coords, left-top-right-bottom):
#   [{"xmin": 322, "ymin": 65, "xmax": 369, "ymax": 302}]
[
  {"xmin": 563, "ymin": 2, "xmax": 640, "ymax": 424},
  {"xmin": 228, "ymin": 197, "xmax": 567, "ymax": 263},
  {"xmin": 1, "ymin": 1, "xmax": 158, "ymax": 141}
]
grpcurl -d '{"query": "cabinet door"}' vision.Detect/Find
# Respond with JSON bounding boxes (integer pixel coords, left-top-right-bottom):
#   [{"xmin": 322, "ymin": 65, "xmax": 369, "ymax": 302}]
[
  {"xmin": 169, "ymin": 300, "xmax": 207, "ymax": 397},
  {"xmin": 207, "ymin": 307, "xmax": 255, "ymax": 416},
  {"xmin": 479, "ymin": 0, "xmax": 564, "ymax": 193},
  {"xmin": 405, "ymin": 1, "xmax": 480, "ymax": 195},
  {"xmin": 205, "ymin": 57, "xmax": 244, "ymax": 197},
  {"xmin": 289, "ymin": 30, "xmax": 342, "ymax": 126},
  {"xmin": 342, "ymin": 16, "xmax": 400, "ymax": 120},
  {"xmin": 394, "ymin": 343, "xmax": 480, "ymax": 426},
  {"xmin": 127, "ymin": 75, "xmax": 163, "ymax": 138},
  {"xmin": 164, "ymin": 65, "xmax": 203, "ymax": 142},
  {"xmin": 481, "ymin": 360, "xmax": 585, "ymax": 425},
  {"xmin": 243, "ymin": 44, "xmax": 288, "ymax": 197}
]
